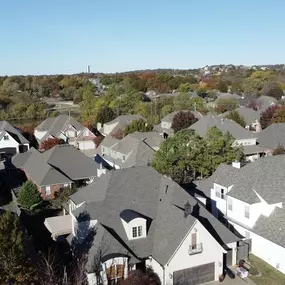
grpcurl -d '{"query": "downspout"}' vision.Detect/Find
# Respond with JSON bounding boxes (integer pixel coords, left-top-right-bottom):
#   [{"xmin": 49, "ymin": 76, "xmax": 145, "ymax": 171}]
[{"xmin": 163, "ymin": 265, "xmax": 165, "ymax": 285}]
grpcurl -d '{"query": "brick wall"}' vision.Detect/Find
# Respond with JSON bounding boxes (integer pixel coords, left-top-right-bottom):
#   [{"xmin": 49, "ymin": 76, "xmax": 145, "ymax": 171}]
[{"xmin": 40, "ymin": 184, "xmax": 64, "ymax": 200}]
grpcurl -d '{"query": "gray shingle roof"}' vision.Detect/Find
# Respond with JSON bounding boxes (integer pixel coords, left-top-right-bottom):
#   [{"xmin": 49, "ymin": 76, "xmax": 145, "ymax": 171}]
[
  {"xmin": 217, "ymin": 93, "xmax": 241, "ymax": 100},
  {"xmin": 257, "ymin": 123, "xmax": 285, "ymax": 149},
  {"xmin": 12, "ymin": 147, "xmax": 39, "ymax": 168},
  {"xmin": 161, "ymin": 110, "xmax": 203, "ymax": 124},
  {"xmin": 71, "ymin": 167, "xmax": 240, "ymax": 269},
  {"xmin": 0, "ymin": 121, "xmax": 29, "ymax": 144},
  {"xmin": 252, "ymin": 207, "xmax": 285, "ymax": 248},
  {"xmin": 190, "ymin": 113, "xmax": 257, "ymax": 140},
  {"xmin": 41, "ymin": 144, "xmax": 100, "ymax": 180},
  {"xmin": 256, "ymin": 95, "xmax": 278, "ymax": 110},
  {"xmin": 197, "ymin": 156, "xmax": 285, "ymax": 205},
  {"xmin": 22, "ymin": 145, "xmax": 101, "ymax": 186},
  {"xmin": 234, "ymin": 107, "xmax": 261, "ymax": 125},
  {"xmin": 35, "ymin": 115, "xmax": 87, "ymax": 142}
]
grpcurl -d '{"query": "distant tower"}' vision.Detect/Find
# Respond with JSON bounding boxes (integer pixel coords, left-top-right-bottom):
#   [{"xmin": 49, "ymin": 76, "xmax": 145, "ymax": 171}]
[{"xmin": 87, "ymin": 65, "xmax": 91, "ymax": 73}]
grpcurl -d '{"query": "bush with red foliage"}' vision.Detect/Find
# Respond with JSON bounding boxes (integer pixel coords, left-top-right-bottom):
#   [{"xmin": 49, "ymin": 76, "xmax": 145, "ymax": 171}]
[
  {"xmin": 171, "ymin": 111, "xmax": 198, "ymax": 133},
  {"xmin": 93, "ymin": 135, "xmax": 104, "ymax": 148},
  {"xmin": 260, "ymin": 105, "xmax": 278, "ymax": 129},
  {"xmin": 40, "ymin": 138, "xmax": 65, "ymax": 151},
  {"xmin": 111, "ymin": 128, "xmax": 124, "ymax": 140}
]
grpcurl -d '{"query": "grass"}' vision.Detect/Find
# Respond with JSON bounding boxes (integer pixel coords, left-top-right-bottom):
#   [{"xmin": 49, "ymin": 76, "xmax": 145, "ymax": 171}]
[{"xmin": 249, "ymin": 254, "xmax": 285, "ymax": 285}]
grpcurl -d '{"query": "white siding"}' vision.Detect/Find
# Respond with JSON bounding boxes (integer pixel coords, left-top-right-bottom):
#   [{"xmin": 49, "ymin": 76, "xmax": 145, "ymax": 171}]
[
  {"xmin": 121, "ymin": 216, "xmax": 147, "ymax": 240},
  {"xmin": 146, "ymin": 257, "xmax": 164, "ymax": 284},
  {"xmin": 78, "ymin": 140, "xmax": 95, "ymax": 150},
  {"xmin": 103, "ymin": 122, "xmax": 119, "ymax": 136},
  {"xmin": 34, "ymin": 130, "xmax": 47, "ymax": 140},
  {"xmin": 161, "ymin": 121, "xmax": 172, "ymax": 129},
  {"xmin": 230, "ymin": 221, "xmax": 285, "ymax": 274},
  {"xmin": 235, "ymin": 138, "xmax": 257, "ymax": 146},
  {"xmin": 0, "ymin": 132, "xmax": 20, "ymax": 152}
]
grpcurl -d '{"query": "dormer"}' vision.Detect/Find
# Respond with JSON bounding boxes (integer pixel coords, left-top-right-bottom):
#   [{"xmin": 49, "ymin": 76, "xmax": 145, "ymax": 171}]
[{"xmin": 120, "ymin": 209, "xmax": 147, "ymax": 240}]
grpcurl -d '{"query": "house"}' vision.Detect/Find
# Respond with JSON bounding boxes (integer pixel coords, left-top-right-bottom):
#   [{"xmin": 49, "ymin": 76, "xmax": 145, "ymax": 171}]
[
  {"xmin": 44, "ymin": 167, "xmax": 242, "ymax": 285},
  {"xmin": 257, "ymin": 123, "xmax": 285, "ymax": 154},
  {"xmin": 256, "ymin": 95, "xmax": 278, "ymax": 111},
  {"xmin": 0, "ymin": 121, "xmax": 30, "ymax": 156},
  {"xmin": 97, "ymin": 115, "xmax": 146, "ymax": 137},
  {"xmin": 195, "ymin": 156, "xmax": 285, "ymax": 274},
  {"xmin": 190, "ymin": 114, "xmax": 266, "ymax": 161},
  {"xmin": 154, "ymin": 111, "xmax": 203, "ymax": 137},
  {"xmin": 12, "ymin": 144, "xmax": 106, "ymax": 199},
  {"xmin": 217, "ymin": 93, "xmax": 242, "ymax": 100},
  {"xmin": 221, "ymin": 107, "xmax": 261, "ymax": 132},
  {"xmin": 97, "ymin": 132, "xmax": 164, "ymax": 169},
  {"xmin": 34, "ymin": 115, "xmax": 96, "ymax": 151}
]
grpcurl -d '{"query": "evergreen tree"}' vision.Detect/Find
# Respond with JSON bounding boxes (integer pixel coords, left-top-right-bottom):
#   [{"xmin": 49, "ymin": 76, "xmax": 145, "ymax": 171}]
[
  {"xmin": 226, "ymin": 111, "xmax": 246, "ymax": 128},
  {"xmin": 0, "ymin": 211, "xmax": 34, "ymax": 284}
]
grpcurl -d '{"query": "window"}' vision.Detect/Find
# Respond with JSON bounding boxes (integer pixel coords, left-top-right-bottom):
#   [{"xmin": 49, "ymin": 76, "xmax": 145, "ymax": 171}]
[
  {"xmin": 132, "ymin": 227, "xmax": 137, "ymax": 238},
  {"xmin": 228, "ymin": 198, "xmax": 233, "ymax": 211},
  {"xmin": 122, "ymin": 155, "xmax": 125, "ymax": 161},
  {"xmin": 45, "ymin": 186, "xmax": 51, "ymax": 195},
  {"xmin": 245, "ymin": 205, "xmax": 250, "ymax": 219},
  {"xmin": 132, "ymin": 226, "xmax": 143, "ymax": 238},
  {"xmin": 3, "ymin": 135, "xmax": 9, "ymax": 140},
  {"xmin": 215, "ymin": 187, "xmax": 225, "ymax": 199}
]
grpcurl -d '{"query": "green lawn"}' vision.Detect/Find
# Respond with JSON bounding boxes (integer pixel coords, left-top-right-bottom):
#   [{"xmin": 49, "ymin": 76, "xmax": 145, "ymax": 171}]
[{"xmin": 249, "ymin": 254, "xmax": 285, "ymax": 285}]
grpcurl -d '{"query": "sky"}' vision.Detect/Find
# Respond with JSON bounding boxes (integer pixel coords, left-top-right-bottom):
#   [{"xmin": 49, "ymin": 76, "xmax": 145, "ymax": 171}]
[{"xmin": 0, "ymin": 0, "xmax": 285, "ymax": 75}]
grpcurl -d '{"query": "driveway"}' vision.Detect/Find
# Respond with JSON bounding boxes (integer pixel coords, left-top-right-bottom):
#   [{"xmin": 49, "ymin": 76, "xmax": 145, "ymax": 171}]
[{"xmin": 205, "ymin": 275, "xmax": 257, "ymax": 285}]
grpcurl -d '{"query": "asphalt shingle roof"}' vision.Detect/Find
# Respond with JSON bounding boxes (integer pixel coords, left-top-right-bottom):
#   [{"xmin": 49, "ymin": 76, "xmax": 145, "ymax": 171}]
[
  {"xmin": 196, "ymin": 155, "xmax": 285, "ymax": 205},
  {"xmin": 71, "ymin": 167, "xmax": 240, "ymax": 270},
  {"xmin": 257, "ymin": 123, "xmax": 285, "ymax": 149},
  {"xmin": 190, "ymin": 113, "xmax": 257, "ymax": 140},
  {"xmin": 0, "ymin": 121, "xmax": 29, "ymax": 144},
  {"xmin": 21, "ymin": 145, "xmax": 101, "ymax": 186}
]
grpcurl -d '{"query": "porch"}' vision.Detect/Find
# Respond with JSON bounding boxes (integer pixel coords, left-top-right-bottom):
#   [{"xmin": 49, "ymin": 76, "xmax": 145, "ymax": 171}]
[{"xmin": 44, "ymin": 214, "xmax": 72, "ymax": 240}]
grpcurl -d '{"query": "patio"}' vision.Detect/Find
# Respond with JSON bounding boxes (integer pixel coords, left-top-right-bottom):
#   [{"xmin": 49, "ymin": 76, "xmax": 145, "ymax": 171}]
[{"xmin": 205, "ymin": 275, "xmax": 257, "ymax": 285}]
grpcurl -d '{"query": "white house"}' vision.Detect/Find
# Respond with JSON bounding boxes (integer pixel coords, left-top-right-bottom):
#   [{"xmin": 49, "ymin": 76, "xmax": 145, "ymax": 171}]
[
  {"xmin": 45, "ymin": 167, "xmax": 242, "ymax": 285},
  {"xmin": 190, "ymin": 114, "xmax": 266, "ymax": 161},
  {"xmin": 34, "ymin": 115, "xmax": 96, "ymax": 151},
  {"xmin": 97, "ymin": 132, "xmax": 164, "ymax": 169},
  {"xmin": 0, "ymin": 121, "xmax": 30, "ymax": 156},
  {"xmin": 195, "ymin": 156, "xmax": 285, "ymax": 274}
]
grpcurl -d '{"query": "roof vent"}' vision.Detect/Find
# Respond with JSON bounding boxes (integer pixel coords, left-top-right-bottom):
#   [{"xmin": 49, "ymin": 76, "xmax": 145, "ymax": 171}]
[
  {"xmin": 165, "ymin": 185, "xmax": 169, "ymax": 195},
  {"xmin": 184, "ymin": 201, "xmax": 191, "ymax": 218}
]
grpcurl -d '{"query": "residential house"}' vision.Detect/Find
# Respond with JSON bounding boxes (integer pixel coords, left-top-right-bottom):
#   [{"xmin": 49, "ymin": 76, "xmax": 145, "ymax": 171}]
[
  {"xmin": 217, "ymin": 93, "xmax": 242, "ymax": 100},
  {"xmin": 44, "ymin": 167, "xmax": 242, "ymax": 285},
  {"xmin": 97, "ymin": 132, "xmax": 164, "ymax": 169},
  {"xmin": 0, "ymin": 121, "xmax": 30, "ymax": 156},
  {"xmin": 221, "ymin": 107, "xmax": 261, "ymax": 132},
  {"xmin": 190, "ymin": 114, "xmax": 265, "ymax": 161},
  {"xmin": 257, "ymin": 123, "xmax": 285, "ymax": 154},
  {"xmin": 34, "ymin": 115, "xmax": 96, "ymax": 151},
  {"xmin": 12, "ymin": 144, "xmax": 106, "ymax": 199},
  {"xmin": 97, "ymin": 115, "xmax": 146, "ymax": 137},
  {"xmin": 194, "ymin": 156, "xmax": 285, "ymax": 274},
  {"xmin": 240, "ymin": 95, "xmax": 278, "ymax": 111},
  {"xmin": 154, "ymin": 111, "xmax": 203, "ymax": 137}
]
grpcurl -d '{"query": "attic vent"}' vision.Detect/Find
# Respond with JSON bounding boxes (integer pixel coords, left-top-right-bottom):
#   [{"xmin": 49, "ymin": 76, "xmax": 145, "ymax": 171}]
[{"xmin": 184, "ymin": 201, "xmax": 191, "ymax": 218}]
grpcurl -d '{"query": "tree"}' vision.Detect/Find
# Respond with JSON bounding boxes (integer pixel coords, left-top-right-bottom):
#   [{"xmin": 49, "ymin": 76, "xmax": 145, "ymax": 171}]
[
  {"xmin": 124, "ymin": 119, "xmax": 153, "ymax": 136},
  {"xmin": 151, "ymin": 127, "xmax": 243, "ymax": 183},
  {"xmin": 40, "ymin": 137, "xmax": 65, "ymax": 151},
  {"xmin": 216, "ymin": 80, "xmax": 228, "ymax": 93},
  {"xmin": 171, "ymin": 111, "xmax": 198, "ymax": 133},
  {"xmin": 17, "ymin": 180, "xmax": 43, "ymax": 211},
  {"xmin": 215, "ymin": 98, "xmax": 238, "ymax": 113},
  {"xmin": 0, "ymin": 211, "xmax": 35, "ymax": 284},
  {"xmin": 273, "ymin": 144, "xmax": 285, "ymax": 156},
  {"xmin": 173, "ymin": 92, "xmax": 191, "ymax": 110},
  {"xmin": 96, "ymin": 105, "xmax": 115, "ymax": 125},
  {"xmin": 122, "ymin": 268, "xmax": 161, "ymax": 285},
  {"xmin": 272, "ymin": 106, "xmax": 285, "ymax": 124},
  {"xmin": 93, "ymin": 135, "xmax": 104, "ymax": 148},
  {"xmin": 260, "ymin": 105, "xmax": 278, "ymax": 129},
  {"xmin": 112, "ymin": 128, "xmax": 124, "ymax": 140},
  {"xmin": 226, "ymin": 111, "xmax": 246, "ymax": 128},
  {"xmin": 262, "ymin": 81, "xmax": 283, "ymax": 100},
  {"xmin": 205, "ymin": 127, "xmax": 243, "ymax": 172}
]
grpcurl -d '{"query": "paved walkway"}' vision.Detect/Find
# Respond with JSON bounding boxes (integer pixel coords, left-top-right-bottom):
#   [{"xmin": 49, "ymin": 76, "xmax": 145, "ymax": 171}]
[{"xmin": 205, "ymin": 275, "xmax": 257, "ymax": 285}]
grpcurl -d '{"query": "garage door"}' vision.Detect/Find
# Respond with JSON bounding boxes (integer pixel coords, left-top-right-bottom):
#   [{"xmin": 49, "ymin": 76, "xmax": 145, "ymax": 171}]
[{"xmin": 173, "ymin": 262, "xmax": 215, "ymax": 285}]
